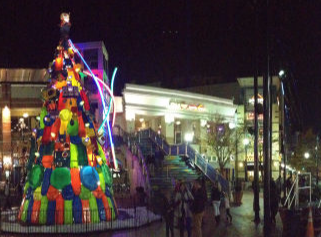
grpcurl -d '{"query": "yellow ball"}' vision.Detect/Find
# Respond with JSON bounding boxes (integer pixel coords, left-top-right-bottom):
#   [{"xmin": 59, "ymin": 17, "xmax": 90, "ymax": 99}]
[{"xmin": 68, "ymin": 48, "xmax": 74, "ymax": 57}]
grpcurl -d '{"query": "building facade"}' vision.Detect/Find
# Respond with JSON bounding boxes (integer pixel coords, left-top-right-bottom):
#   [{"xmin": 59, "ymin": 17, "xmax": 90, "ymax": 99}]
[
  {"xmin": 185, "ymin": 76, "xmax": 283, "ymax": 180},
  {"xmin": 236, "ymin": 77, "xmax": 282, "ymax": 181},
  {"xmin": 116, "ymin": 83, "xmax": 237, "ymax": 160}
]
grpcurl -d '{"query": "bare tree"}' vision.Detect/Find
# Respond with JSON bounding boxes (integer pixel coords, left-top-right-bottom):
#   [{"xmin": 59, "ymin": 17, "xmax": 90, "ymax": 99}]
[
  {"xmin": 290, "ymin": 129, "xmax": 318, "ymax": 173},
  {"xmin": 207, "ymin": 116, "xmax": 245, "ymax": 175}
]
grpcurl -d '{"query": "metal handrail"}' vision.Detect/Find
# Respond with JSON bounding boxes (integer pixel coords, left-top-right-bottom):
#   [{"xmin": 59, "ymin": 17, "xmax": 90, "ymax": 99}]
[
  {"xmin": 283, "ymin": 172, "xmax": 312, "ymax": 209},
  {"xmin": 112, "ymin": 126, "xmax": 229, "ymax": 192},
  {"xmin": 137, "ymin": 128, "xmax": 229, "ymax": 192},
  {"xmin": 112, "ymin": 125, "xmax": 151, "ymax": 196},
  {"xmin": 283, "ymin": 176, "xmax": 298, "ymax": 207}
]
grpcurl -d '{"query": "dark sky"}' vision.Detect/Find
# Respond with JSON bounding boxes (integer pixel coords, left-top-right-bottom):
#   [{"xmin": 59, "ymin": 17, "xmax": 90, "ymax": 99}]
[{"xmin": 0, "ymin": 0, "xmax": 321, "ymax": 131}]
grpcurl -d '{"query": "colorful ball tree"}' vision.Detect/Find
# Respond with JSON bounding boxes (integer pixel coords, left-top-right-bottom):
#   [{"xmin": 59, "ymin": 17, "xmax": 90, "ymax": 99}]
[{"xmin": 18, "ymin": 13, "xmax": 118, "ymax": 225}]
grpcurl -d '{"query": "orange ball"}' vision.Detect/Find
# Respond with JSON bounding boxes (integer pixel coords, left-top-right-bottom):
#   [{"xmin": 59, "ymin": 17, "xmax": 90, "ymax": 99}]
[{"xmin": 55, "ymin": 57, "xmax": 63, "ymax": 71}]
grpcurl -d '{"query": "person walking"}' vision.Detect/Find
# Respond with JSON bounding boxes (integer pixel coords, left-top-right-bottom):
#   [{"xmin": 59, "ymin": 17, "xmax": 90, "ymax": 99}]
[
  {"xmin": 191, "ymin": 179, "xmax": 207, "ymax": 237},
  {"xmin": 162, "ymin": 190, "xmax": 175, "ymax": 237},
  {"xmin": 223, "ymin": 191, "xmax": 232, "ymax": 224},
  {"xmin": 286, "ymin": 173, "xmax": 293, "ymax": 196},
  {"xmin": 174, "ymin": 182, "xmax": 194, "ymax": 237},
  {"xmin": 211, "ymin": 181, "xmax": 221, "ymax": 225}
]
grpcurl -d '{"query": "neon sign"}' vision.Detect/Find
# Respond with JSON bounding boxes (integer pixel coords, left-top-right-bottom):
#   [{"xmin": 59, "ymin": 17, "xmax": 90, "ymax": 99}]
[{"xmin": 169, "ymin": 102, "xmax": 206, "ymax": 112}]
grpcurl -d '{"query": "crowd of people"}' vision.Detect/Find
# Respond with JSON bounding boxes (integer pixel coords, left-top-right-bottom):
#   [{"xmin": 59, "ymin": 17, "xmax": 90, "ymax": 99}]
[{"xmin": 161, "ymin": 179, "xmax": 232, "ymax": 237}]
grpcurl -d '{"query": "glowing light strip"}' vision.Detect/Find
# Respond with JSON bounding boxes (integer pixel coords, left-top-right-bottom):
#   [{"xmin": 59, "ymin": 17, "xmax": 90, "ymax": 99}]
[
  {"xmin": 68, "ymin": 40, "xmax": 107, "ymax": 114},
  {"xmin": 105, "ymin": 67, "xmax": 118, "ymax": 170},
  {"xmin": 82, "ymin": 69, "xmax": 118, "ymax": 170},
  {"xmin": 83, "ymin": 72, "xmax": 118, "ymax": 171},
  {"xmin": 107, "ymin": 117, "xmax": 118, "ymax": 170},
  {"xmin": 68, "ymin": 39, "xmax": 118, "ymax": 170},
  {"xmin": 99, "ymin": 67, "xmax": 118, "ymax": 132},
  {"xmin": 82, "ymin": 71, "xmax": 116, "ymax": 127}
]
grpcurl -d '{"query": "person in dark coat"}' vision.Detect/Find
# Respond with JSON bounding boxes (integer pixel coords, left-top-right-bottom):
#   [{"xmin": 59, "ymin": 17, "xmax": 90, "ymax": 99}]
[
  {"xmin": 286, "ymin": 173, "xmax": 293, "ymax": 195},
  {"xmin": 191, "ymin": 180, "xmax": 207, "ymax": 237},
  {"xmin": 162, "ymin": 191, "xmax": 175, "ymax": 237},
  {"xmin": 211, "ymin": 182, "xmax": 221, "ymax": 225},
  {"xmin": 3, "ymin": 179, "xmax": 11, "ymax": 210},
  {"xmin": 174, "ymin": 182, "xmax": 194, "ymax": 237},
  {"xmin": 270, "ymin": 179, "xmax": 280, "ymax": 224}
]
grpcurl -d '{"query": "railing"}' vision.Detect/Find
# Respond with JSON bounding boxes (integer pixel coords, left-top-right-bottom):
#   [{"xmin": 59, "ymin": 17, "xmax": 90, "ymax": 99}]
[
  {"xmin": 283, "ymin": 172, "xmax": 311, "ymax": 209},
  {"xmin": 137, "ymin": 128, "xmax": 229, "ymax": 192},
  {"xmin": 0, "ymin": 201, "xmax": 161, "ymax": 234},
  {"xmin": 135, "ymin": 146, "xmax": 151, "ymax": 195}
]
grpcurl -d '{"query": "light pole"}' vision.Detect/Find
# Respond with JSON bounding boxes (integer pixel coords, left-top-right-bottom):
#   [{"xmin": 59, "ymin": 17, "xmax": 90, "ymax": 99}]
[
  {"xmin": 304, "ymin": 152, "xmax": 310, "ymax": 159},
  {"xmin": 317, "ymin": 135, "xmax": 319, "ymax": 185}
]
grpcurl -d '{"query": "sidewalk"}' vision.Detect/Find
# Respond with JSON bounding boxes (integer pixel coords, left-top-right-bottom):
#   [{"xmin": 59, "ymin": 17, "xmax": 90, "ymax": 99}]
[
  {"xmin": 0, "ymin": 191, "xmax": 283, "ymax": 236},
  {"xmin": 92, "ymin": 190, "xmax": 283, "ymax": 237}
]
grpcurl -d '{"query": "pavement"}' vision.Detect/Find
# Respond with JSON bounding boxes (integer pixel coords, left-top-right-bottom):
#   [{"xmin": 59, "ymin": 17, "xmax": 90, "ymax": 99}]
[
  {"xmin": 80, "ymin": 190, "xmax": 283, "ymax": 237},
  {"xmin": 0, "ymin": 191, "xmax": 283, "ymax": 236}
]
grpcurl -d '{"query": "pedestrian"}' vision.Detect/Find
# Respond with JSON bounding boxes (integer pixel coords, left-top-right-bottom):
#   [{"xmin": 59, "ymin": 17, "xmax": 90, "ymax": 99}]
[
  {"xmin": 191, "ymin": 179, "xmax": 207, "ymax": 237},
  {"xmin": 276, "ymin": 175, "xmax": 282, "ymax": 196},
  {"xmin": 4, "ymin": 179, "xmax": 11, "ymax": 211},
  {"xmin": 16, "ymin": 182, "xmax": 23, "ymax": 202},
  {"xmin": 211, "ymin": 181, "xmax": 221, "ymax": 225},
  {"xmin": 223, "ymin": 191, "xmax": 232, "ymax": 224},
  {"xmin": 286, "ymin": 173, "xmax": 293, "ymax": 195},
  {"xmin": 162, "ymin": 190, "xmax": 175, "ymax": 237},
  {"xmin": 200, "ymin": 177, "xmax": 208, "ymax": 226},
  {"xmin": 270, "ymin": 179, "xmax": 279, "ymax": 224},
  {"xmin": 174, "ymin": 182, "xmax": 194, "ymax": 237}
]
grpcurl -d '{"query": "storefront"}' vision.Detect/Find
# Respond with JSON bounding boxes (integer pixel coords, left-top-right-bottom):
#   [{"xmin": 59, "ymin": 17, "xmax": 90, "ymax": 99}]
[
  {"xmin": 119, "ymin": 84, "xmax": 237, "ymax": 155},
  {"xmin": 236, "ymin": 76, "xmax": 282, "ymax": 180}
]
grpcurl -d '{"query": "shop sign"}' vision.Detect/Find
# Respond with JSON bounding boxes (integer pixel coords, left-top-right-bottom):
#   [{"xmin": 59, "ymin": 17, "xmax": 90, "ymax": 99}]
[{"xmin": 169, "ymin": 101, "xmax": 206, "ymax": 112}]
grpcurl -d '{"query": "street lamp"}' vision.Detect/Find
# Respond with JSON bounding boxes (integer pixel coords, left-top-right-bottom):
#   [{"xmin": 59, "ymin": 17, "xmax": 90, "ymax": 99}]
[
  {"xmin": 229, "ymin": 122, "xmax": 236, "ymax": 129},
  {"xmin": 184, "ymin": 132, "xmax": 194, "ymax": 143},
  {"xmin": 304, "ymin": 152, "xmax": 310, "ymax": 159},
  {"xmin": 278, "ymin": 70, "xmax": 285, "ymax": 77},
  {"xmin": 243, "ymin": 138, "xmax": 250, "ymax": 146}
]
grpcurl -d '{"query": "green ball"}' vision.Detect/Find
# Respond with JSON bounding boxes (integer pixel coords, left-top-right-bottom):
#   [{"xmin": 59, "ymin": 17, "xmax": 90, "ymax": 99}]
[
  {"xmin": 79, "ymin": 185, "xmax": 91, "ymax": 200},
  {"xmin": 50, "ymin": 167, "xmax": 71, "ymax": 190},
  {"xmin": 40, "ymin": 107, "xmax": 47, "ymax": 129},
  {"xmin": 67, "ymin": 118, "xmax": 79, "ymax": 136},
  {"xmin": 101, "ymin": 164, "xmax": 112, "ymax": 187},
  {"xmin": 28, "ymin": 165, "xmax": 44, "ymax": 189}
]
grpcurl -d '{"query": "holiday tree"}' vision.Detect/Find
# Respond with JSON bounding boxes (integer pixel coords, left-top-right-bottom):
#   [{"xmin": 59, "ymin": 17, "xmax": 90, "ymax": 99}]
[{"xmin": 17, "ymin": 13, "xmax": 118, "ymax": 225}]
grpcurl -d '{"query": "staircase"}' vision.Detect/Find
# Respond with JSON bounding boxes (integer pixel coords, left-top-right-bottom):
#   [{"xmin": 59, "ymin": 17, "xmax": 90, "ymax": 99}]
[
  {"xmin": 137, "ymin": 128, "xmax": 229, "ymax": 192},
  {"xmin": 112, "ymin": 126, "xmax": 229, "ymax": 194},
  {"xmin": 149, "ymin": 156, "xmax": 201, "ymax": 192}
]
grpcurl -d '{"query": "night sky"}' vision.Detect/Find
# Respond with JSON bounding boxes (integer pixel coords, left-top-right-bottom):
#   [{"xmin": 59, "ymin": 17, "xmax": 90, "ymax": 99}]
[{"xmin": 0, "ymin": 1, "xmax": 321, "ymax": 131}]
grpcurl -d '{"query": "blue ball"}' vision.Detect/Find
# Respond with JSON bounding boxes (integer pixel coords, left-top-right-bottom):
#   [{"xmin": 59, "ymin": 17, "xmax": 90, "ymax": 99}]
[
  {"xmin": 80, "ymin": 166, "xmax": 100, "ymax": 191},
  {"xmin": 62, "ymin": 184, "xmax": 74, "ymax": 200}
]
